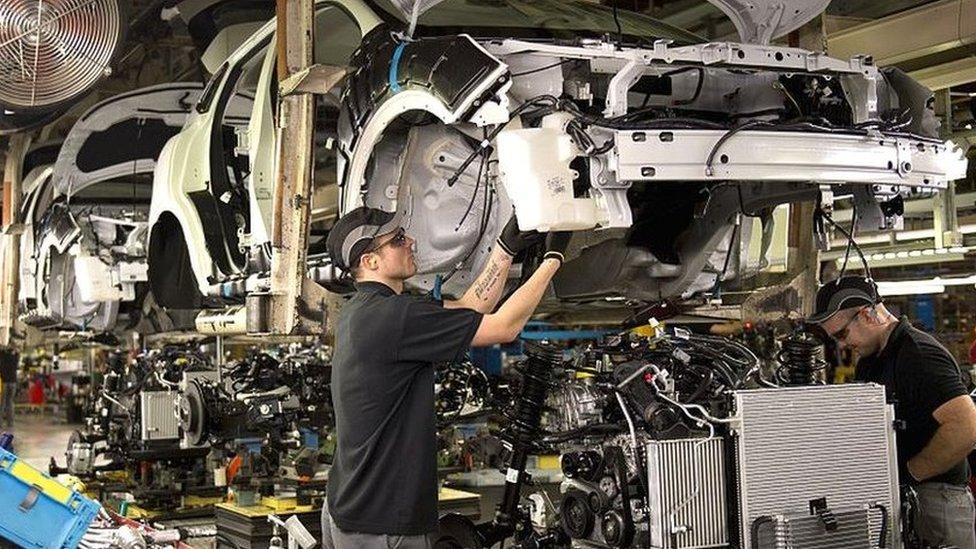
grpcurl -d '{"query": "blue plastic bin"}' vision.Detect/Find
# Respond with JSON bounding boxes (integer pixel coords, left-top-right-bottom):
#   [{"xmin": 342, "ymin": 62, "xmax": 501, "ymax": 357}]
[{"xmin": 0, "ymin": 447, "xmax": 101, "ymax": 548}]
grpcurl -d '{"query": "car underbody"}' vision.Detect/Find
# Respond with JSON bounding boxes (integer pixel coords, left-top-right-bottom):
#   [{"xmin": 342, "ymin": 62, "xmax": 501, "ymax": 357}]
[{"xmin": 336, "ymin": 29, "xmax": 967, "ymax": 303}]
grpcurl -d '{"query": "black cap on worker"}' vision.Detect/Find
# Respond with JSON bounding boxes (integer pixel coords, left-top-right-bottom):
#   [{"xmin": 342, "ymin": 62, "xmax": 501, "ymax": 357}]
[
  {"xmin": 807, "ymin": 275, "xmax": 882, "ymax": 324},
  {"xmin": 326, "ymin": 206, "xmax": 403, "ymax": 272}
]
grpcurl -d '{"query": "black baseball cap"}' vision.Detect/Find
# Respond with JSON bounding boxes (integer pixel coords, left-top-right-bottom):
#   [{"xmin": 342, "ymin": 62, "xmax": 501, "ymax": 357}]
[
  {"xmin": 808, "ymin": 276, "xmax": 882, "ymax": 324},
  {"xmin": 326, "ymin": 206, "xmax": 403, "ymax": 272}
]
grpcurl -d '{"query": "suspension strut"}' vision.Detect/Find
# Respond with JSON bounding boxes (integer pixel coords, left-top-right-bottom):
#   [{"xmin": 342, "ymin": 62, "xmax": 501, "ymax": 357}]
[
  {"xmin": 776, "ymin": 331, "xmax": 827, "ymax": 386},
  {"xmin": 479, "ymin": 341, "xmax": 562, "ymax": 545}
]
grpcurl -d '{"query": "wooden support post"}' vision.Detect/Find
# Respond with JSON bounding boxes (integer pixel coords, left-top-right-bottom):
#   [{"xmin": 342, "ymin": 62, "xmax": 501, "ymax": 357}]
[
  {"xmin": 933, "ymin": 87, "xmax": 962, "ymax": 249},
  {"xmin": 785, "ymin": 19, "xmax": 826, "ymax": 316},
  {"xmin": 787, "ymin": 201, "xmax": 820, "ymax": 316},
  {"xmin": 0, "ymin": 134, "xmax": 30, "ymax": 346},
  {"xmin": 266, "ymin": 0, "xmax": 315, "ymax": 334}
]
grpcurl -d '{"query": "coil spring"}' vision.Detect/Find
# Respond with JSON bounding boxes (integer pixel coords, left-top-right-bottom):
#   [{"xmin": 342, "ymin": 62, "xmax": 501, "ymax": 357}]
[
  {"xmin": 777, "ymin": 332, "xmax": 827, "ymax": 386},
  {"xmin": 506, "ymin": 341, "xmax": 561, "ymax": 444}
]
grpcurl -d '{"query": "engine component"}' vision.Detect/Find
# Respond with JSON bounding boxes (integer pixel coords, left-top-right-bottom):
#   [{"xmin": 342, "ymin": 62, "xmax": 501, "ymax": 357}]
[
  {"xmin": 547, "ymin": 380, "xmax": 607, "ymax": 433},
  {"xmin": 559, "ymin": 450, "xmax": 602, "ymax": 482},
  {"xmin": 775, "ymin": 332, "xmax": 827, "ymax": 386},
  {"xmin": 139, "ymin": 391, "xmax": 179, "ymax": 442},
  {"xmin": 435, "ymin": 361, "xmax": 491, "ymax": 421},
  {"xmin": 178, "ymin": 370, "xmax": 222, "ymax": 449},
  {"xmin": 65, "ymin": 431, "xmax": 95, "ymax": 477},
  {"xmin": 645, "ymin": 437, "xmax": 729, "ymax": 549},
  {"xmin": 559, "ymin": 489, "xmax": 595, "ymax": 539},
  {"xmin": 49, "ymin": 346, "xmax": 221, "ymax": 511},
  {"xmin": 435, "ymin": 329, "xmax": 900, "ymax": 549},
  {"xmin": 752, "ymin": 506, "xmax": 878, "ymax": 549},
  {"xmin": 177, "ymin": 347, "xmax": 332, "ymax": 450},
  {"xmin": 732, "ymin": 385, "xmax": 899, "ymax": 549},
  {"xmin": 559, "ymin": 444, "xmax": 641, "ymax": 548}
]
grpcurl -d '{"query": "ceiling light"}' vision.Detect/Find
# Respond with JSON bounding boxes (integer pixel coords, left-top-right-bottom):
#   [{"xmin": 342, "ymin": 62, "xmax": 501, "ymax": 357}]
[
  {"xmin": 876, "ymin": 275, "xmax": 976, "ymax": 296},
  {"xmin": 876, "ymin": 281, "xmax": 945, "ymax": 296}
]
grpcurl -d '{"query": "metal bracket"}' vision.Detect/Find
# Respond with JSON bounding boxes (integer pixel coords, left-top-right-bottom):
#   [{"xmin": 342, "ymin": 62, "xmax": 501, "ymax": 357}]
[
  {"xmin": 279, "ymin": 64, "xmax": 348, "ymax": 96},
  {"xmin": 852, "ymin": 185, "xmax": 902, "ymax": 232},
  {"xmin": 0, "ymin": 223, "xmax": 26, "ymax": 236},
  {"xmin": 604, "ymin": 59, "xmax": 645, "ymax": 118}
]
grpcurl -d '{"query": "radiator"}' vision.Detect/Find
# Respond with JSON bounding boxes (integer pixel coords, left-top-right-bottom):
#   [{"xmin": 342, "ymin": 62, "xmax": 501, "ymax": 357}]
[
  {"xmin": 140, "ymin": 391, "xmax": 179, "ymax": 441},
  {"xmin": 646, "ymin": 437, "xmax": 729, "ymax": 549},
  {"xmin": 731, "ymin": 384, "xmax": 900, "ymax": 549}
]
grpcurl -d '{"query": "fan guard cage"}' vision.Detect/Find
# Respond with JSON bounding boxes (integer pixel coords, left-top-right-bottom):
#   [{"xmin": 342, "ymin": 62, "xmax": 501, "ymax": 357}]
[{"xmin": 0, "ymin": 0, "xmax": 122, "ymax": 110}]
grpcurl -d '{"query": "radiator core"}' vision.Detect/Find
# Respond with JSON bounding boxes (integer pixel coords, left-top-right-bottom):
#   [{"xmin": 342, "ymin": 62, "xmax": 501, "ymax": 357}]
[
  {"xmin": 646, "ymin": 437, "xmax": 729, "ymax": 549},
  {"xmin": 140, "ymin": 391, "xmax": 179, "ymax": 441}
]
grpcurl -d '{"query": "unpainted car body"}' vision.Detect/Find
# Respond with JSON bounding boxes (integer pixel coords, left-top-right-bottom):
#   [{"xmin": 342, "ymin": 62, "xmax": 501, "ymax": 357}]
[
  {"xmin": 148, "ymin": 0, "xmax": 377, "ymax": 308},
  {"xmin": 19, "ymin": 83, "xmax": 201, "ymax": 332}
]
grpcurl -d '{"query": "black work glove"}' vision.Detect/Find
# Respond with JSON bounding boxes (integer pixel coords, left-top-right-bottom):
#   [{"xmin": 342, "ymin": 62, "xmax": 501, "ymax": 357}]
[
  {"xmin": 497, "ymin": 214, "xmax": 544, "ymax": 256},
  {"xmin": 543, "ymin": 232, "xmax": 572, "ymax": 265}
]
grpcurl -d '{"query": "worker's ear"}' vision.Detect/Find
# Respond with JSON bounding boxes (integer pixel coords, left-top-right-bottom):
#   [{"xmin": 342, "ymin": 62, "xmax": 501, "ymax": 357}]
[{"xmin": 361, "ymin": 252, "xmax": 379, "ymax": 272}]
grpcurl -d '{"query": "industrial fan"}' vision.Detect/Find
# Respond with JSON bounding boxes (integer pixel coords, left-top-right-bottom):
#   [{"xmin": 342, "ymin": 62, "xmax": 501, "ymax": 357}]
[{"xmin": 0, "ymin": 0, "xmax": 124, "ymax": 131}]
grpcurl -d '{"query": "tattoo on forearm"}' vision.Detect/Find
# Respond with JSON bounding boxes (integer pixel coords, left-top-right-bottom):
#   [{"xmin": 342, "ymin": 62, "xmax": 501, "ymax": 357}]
[{"xmin": 473, "ymin": 259, "xmax": 504, "ymax": 301}]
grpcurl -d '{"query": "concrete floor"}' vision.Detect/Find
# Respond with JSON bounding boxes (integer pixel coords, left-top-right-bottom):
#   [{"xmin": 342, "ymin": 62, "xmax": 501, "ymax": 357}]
[{"xmin": 4, "ymin": 409, "xmax": 77, "ymax": 471}]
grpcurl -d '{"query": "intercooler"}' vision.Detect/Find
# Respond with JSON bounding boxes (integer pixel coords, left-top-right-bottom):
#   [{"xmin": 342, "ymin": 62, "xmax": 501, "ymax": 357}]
[
  {"xmin": 646, "ymin": 437, "xmax": 729, "ymax": 549},
  {"xmin": 752, "ymin": 507, "xmax": 875, "ymax": 549},
  {"xmin": 731, "ymin": 384, "xmax": 899, "ymax": 549},
  {"xmin": 139, "ymin": 391, "xmax": 180, "ymax": 441}
]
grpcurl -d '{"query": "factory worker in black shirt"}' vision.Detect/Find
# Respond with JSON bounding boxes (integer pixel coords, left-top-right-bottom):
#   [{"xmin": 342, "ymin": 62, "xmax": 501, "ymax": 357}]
[
  {"xmin": 809, "ymin": 276, "xmax": 976, "ymax": 549},
  {"xmin": 321, "ymin": 206, "xmax": 569, "ymax": 549},
  {"xmin": 0, "ymin": 345, "xmax": 19, "ymax": 432}
]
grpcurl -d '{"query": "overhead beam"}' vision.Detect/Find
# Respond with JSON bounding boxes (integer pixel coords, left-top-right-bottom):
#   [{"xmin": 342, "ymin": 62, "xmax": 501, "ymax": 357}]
[
  {"xmin": 909, "ymin": 56, "xmax": 976, "ymax": 91},
  {"xmin": 826, "ymin": 0, "xmax": 976, "ymax": 65}
]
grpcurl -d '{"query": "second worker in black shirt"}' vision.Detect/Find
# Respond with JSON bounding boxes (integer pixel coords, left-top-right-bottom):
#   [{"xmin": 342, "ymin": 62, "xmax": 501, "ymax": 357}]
[
  {"xmin": 810, "ymin": 276, "xmax": 976, "ymax": 549},
  {"xmin": 322, "ymin": 206, "xmax": 569, "ymax": 549}
]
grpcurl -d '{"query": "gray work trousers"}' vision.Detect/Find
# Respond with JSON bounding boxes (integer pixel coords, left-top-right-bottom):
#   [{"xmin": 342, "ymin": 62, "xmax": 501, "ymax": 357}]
[
  {"xmin": 915, "ymin": 481, "xmax": 976, "ymax": 549},
  {"xmin": 0, "ymin": 382, "xmax": 15, "ymax": 431},
  {"xmin": 321, "ymin": 498, "xmax": 433, "ymax": 549}
]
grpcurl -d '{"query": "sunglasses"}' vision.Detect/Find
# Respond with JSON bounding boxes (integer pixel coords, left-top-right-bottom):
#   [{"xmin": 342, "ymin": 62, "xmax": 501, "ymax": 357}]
[
  {"xmin": 828, "ymin": 306, "xmax": 867, "ymax": 342},
  {"xmin": 365, "ymin": 227, "xmax": 407, "ymax": 254}
]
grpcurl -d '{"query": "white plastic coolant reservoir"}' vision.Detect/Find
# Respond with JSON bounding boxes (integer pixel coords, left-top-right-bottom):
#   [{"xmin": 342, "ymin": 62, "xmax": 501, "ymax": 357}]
[{"xmin": 495, "ymin": 126, "xmax": 600, "ymax": 231}]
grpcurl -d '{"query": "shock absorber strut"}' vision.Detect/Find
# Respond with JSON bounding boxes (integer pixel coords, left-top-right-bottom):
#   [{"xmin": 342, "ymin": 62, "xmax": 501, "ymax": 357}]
[
  {"xmin": 777, "ymin": 331, "xmax": 827, "ymax": 386},
  {"xmin": 481, "ymin": 341, "xmax": 562, "ymax": 545}
]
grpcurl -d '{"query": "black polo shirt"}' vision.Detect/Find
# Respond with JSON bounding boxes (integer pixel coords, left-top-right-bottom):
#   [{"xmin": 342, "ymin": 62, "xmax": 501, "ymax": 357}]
[
  {"xmin": 856, "ymin": 317, "xmax": 970, "ymax": 486},
  {"xmin": 326, "ymin": 281, "xmax": 483, "ymax": 535}
]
